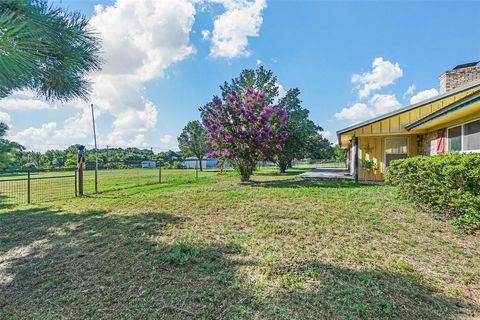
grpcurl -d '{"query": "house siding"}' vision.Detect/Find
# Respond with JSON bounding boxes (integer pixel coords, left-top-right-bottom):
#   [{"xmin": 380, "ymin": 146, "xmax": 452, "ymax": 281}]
[{"xmin": 357, "ymin": 135, "xmax": 418, "ymax": 181}]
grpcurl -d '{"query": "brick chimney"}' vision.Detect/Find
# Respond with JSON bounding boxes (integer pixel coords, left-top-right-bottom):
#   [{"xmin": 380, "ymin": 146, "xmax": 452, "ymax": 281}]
[{"xmin": 439, "ymin": 61, "xmax": 480, "ymax": 94}]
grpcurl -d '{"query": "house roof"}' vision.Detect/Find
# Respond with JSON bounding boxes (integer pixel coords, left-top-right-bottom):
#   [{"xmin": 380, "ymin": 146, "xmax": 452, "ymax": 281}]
[
  {"xmin": 405, "ymin": 90, "xmax": 480, "ymax": 130},
  {"xmin": 453, "ymin": 61, "xmax": 480, "ymax": 70},
  {"xmin": 336, "ymin": 80, "xmax": 480, "ymax": 138}
]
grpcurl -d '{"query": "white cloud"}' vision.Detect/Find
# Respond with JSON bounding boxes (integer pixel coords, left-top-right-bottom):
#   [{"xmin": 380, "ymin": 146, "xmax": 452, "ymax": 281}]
[
  {"xmin": 256, "ymin": 59, "xmax": 262, "ymax": 65},
  {"xmin": 352, "ymin": 57, "xmax": 403, "ymax": 99},
  {"xmin": 403, "ymin": 84, "xmax": 416, "ymax": 98},
  {"xmin": 10, "ymin": 122, "xmax": 62, "ymax": 151},
  {"xmin": 318, "ymin": 130, "xmax": 332, "ymax": 139},
  {"xmin": 201, "ymin": 29, "xmax": 210, "ymax": 40},
  {"xmin": 334, "ymin": 103, "xmax": 375, "ymax": 122},
  {"xmin": 410, "ymin": 88, "xmax": 439, "ymax": 105},
  {"xmin": 208, "ymin": 0, "xmax": 266, "ymax": 58},
  {"xmin": 160, "ymin": 134, "xmax": 173, "ymax": 144},
  {"xmin": 369, "ymin": 94, "xmax": 401, "ymax": 114},
  {"xmin": 273, "ymin": 82, "xmax": 287, "ymax": 105},
  {"xmin": 0, "ymin": 90, "xmax": 51, "ymax": 110},
  {"xmin": 8, "ymin": 0, "xmax": 198, "ymax": 151},
  {"xmin": 9, "ymin": 107, "xmax": 99, "ymax": 151},
  {"xmin": 0, "ymin": 112, "xmax": 12, "ymax": 126},
  {"xmin": 335, "ymin": 94, "xmax": 402, "ymax": 124}
]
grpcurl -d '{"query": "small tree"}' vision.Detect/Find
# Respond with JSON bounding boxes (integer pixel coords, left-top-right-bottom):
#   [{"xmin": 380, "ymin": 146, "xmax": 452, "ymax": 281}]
[
  {"xmin": 177, "ymin": 121, "xmax": 210, "ymax": 171},
  {"xmin": 201, "ymin": 88, "xmax": 289, "ymax": 182}
]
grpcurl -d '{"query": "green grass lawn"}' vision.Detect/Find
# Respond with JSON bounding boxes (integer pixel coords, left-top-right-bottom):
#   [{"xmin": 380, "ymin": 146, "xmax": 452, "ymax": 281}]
[{"xmin": 0, "ymin": 168, "xmax": 479, "ymax": 319}]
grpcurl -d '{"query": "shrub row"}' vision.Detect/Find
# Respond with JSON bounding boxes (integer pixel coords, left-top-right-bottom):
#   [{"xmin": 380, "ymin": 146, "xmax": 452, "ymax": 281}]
[{"xmin": 385, "ymin": 153, "xmax": 480, "ymax": 228}]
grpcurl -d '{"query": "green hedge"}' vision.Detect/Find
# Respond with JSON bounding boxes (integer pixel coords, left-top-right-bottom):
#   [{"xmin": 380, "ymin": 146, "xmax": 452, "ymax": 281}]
[{"xmin": 385, "ymin": 153, "xmax": 480, "ymax": 228}]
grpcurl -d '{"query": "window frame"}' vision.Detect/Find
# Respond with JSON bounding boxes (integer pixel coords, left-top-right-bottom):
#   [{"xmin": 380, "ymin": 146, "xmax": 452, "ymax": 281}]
[
  {"xmin": 446, "ymin": 118, "xmax": 480, "ymax": 153},
  {"xmin": 384, "ymin": 137, "xmax": 409, "ymax": 169}
]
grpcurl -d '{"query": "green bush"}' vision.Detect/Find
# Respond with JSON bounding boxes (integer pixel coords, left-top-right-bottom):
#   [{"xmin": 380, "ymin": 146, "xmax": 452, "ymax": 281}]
[{"xmin": 385, "ymin": 153, "xmax": 480, "ymax": 228}]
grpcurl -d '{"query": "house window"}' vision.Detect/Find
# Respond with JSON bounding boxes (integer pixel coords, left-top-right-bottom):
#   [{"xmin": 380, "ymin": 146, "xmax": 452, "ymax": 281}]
[
  {"xmin": 385, "ymin": 137, "xmax": 408, "ymax": 167},
  {"xmin": 447, "ymin": 119, "xmax": 480, "ymax": 152},
  {"xmin": 447, "ymin": 125, "xmax": 462, "ymax": 151},
  {"xmin": 463, "ymin": 120, "xmax": 480, "ymax": 151}
]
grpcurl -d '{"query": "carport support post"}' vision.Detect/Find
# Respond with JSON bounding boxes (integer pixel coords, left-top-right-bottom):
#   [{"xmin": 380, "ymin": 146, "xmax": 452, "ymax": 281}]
[{"xmin": 354, "ymin": 136, "xmax": 359, "ymax": 183}]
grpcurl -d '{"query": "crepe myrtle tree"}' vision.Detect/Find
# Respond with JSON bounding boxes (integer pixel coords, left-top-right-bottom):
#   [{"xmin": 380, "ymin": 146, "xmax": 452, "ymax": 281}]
[{"xmin": 200, "ymin": 88, "xmax": 289, "ymax": 182}]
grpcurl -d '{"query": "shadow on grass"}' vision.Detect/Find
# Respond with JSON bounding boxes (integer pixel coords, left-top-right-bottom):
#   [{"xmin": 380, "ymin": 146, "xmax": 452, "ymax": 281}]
[
  {"xmin": 250, "ymin": 178, "xmax": 377, "ymax": 189},
  {"xmin": 0, "ymin": 207, "xmax": 473, "ymax": 319}
]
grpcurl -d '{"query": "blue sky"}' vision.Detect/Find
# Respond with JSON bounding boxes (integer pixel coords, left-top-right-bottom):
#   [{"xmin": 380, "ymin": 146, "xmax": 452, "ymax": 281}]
[{"xmin": 2, "ymin": 0, "xmax": 479, "ymax": 151}]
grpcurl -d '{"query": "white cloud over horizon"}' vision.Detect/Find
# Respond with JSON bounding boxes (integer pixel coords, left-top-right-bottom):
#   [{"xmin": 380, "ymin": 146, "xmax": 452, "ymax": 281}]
[
  {"xmin": 410, "ymin": 88, "xmax": 439, "ymax": 104},
  {"xmin": 335, "ymin": 57, "xmax": 404, "ymax": 125},
  {"xmin": 335, "ymin": 94, "xmax": 402, "ymax": 123},
  {"xmin": 6, "ymin": 0, "xmax": 199, "ymax": 151},
  {"xmin": 352, "ymin": 57, "xmax": 403, "ymax": 99}
]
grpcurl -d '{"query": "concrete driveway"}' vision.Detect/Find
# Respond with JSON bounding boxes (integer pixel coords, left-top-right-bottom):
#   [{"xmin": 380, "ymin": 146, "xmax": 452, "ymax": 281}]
[{"xmin": 298, "ymin": 168, "xmax": 352, "ymax": 180}]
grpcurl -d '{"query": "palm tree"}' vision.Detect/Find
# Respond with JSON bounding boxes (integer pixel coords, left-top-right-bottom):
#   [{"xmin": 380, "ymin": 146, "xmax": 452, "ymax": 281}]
[{"xmin": 0, "ymin": 0, "xmax": 102, "ymax": 101}]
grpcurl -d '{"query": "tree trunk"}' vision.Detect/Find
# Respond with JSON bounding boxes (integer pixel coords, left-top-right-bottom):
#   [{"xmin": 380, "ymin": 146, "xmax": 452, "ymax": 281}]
[
  {"xmin": 279, "ymin": 157, "xmax": 290, "ymax": 173},
  {"xmin": 198, "ymin": 156, "xmax": 203, "ymax": 171},
  {"xmin": 238, "ymin": 162, "xmax": 254, "ymax": 182}
]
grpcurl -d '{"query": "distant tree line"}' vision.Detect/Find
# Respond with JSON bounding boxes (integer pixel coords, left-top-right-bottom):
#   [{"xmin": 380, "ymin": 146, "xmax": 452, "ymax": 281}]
[{"xmin": 10, "ymin": 146, "xmax": 186, "ymax": 170}]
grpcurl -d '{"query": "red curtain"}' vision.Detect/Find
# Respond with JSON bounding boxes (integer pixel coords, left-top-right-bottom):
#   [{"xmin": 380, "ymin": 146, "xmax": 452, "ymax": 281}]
[{"xmin": 437, "ymin": 129, "xmax": 446, "ymax": 154}]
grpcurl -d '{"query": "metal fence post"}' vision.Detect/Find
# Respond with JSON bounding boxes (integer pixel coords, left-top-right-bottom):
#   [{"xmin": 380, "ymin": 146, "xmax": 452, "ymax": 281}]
[
  {"xmin": 27, "ymin": 171, "xmax": 31, "ymax": 204},
  {"xmin": 94, "ymin": 168, "xmax": 98, "ymax": 194}
]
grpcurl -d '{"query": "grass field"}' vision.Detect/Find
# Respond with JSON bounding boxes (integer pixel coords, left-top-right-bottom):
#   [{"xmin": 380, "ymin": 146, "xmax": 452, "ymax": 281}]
[{"xmin": 1, "ymin": 168, "xmax": 479, "ymax": 319}]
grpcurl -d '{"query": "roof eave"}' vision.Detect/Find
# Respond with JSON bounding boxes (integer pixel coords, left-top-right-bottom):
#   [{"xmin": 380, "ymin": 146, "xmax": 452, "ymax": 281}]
[{"xmin": 336, "ymin": 80, "xmax": 480, "ymax": 137}]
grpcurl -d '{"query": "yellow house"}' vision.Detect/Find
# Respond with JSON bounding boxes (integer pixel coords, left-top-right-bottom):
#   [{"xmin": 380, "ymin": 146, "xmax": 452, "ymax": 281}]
[{"xmin": 337, "ymin": 62, "xmax": 480, "ymax": 182}]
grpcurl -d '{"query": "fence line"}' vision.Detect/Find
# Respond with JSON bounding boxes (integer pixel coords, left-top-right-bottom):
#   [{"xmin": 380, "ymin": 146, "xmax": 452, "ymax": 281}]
[{"xmin": 0, "ymin": 158, "xmax": 346, "ymax": 206}]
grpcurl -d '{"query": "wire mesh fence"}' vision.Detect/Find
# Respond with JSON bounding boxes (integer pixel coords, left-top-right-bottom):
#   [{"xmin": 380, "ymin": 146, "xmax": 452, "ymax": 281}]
[
  {"xmin": 0, "ymin": 171, "xmax": 76, "ymax": 206},
  {"xmin": 0, "ymin": 158, "xmax": 346, "ymax": 206}
]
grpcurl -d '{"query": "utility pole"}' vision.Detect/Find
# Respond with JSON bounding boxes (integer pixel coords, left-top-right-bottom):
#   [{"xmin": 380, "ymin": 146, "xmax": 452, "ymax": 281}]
[{"xmin": 91, "ymin": 104, "xmax": 99, "ymax": 193}]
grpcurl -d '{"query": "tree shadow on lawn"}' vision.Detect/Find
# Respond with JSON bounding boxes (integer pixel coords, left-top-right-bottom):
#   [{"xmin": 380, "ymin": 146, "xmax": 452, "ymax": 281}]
[
  {"xmin": 0, "ymin": 207, "xmax": 473, "ymax": 319},
  {"xmin": 250, "ymin": 178, "xmax": 377, "ymax": 189}
]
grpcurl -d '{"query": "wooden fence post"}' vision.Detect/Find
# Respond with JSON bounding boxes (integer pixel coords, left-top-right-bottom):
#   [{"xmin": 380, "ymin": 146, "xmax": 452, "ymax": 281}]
[{"xmin": 78, "ymin": 164, "xmax": 84, "ymax": 196}]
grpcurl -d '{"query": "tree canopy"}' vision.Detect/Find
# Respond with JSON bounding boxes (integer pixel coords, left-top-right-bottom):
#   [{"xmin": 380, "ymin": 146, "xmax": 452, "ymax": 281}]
[
  {"xmin": 276, "ymin": 88, "xmax": 321, "ymax": 172},
  {"xmin": 220, "ymin": 66, "xmax": 280, "ymax": 105},
  {"xmin": 0, "ymin": 0, "xmax": 102, "ymax": 101}
]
